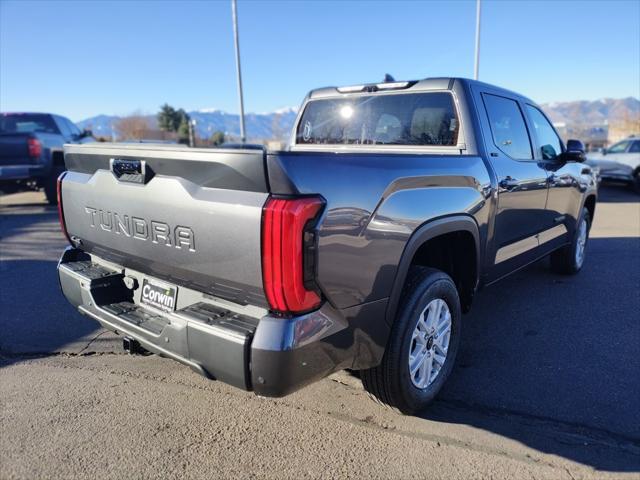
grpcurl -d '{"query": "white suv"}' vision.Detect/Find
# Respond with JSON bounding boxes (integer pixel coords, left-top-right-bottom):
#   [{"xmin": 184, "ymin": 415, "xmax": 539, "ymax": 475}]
[{"xmin": 587, "ymin": 137, "xmax": 640, "ymax": 193}]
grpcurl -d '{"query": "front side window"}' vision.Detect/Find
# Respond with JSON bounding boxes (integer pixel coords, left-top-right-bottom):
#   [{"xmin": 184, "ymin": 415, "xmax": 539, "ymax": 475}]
[
  {"xmin": 483, "ymin": 94, "xmax": 532, "ymax": 160},
  {"xmin": 629, "ymin": 141, "xmax": 640, "ymax": 153},
  {"xmin": 296, "ymin": 92, "xmax": 459, "ymax": 146},
  {"xmin": 526, "ymin": 105, "xmax": 563, "ymax": 160},
  {"xmin": 608, "ymin": 140, "xmax": 630, "ymax": 154}
]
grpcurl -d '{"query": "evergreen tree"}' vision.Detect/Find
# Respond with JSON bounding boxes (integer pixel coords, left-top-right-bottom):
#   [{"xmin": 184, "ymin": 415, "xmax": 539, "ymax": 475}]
[
  {"xmin": 158, "ymin": 104, "xmax": 178, "ymax": 132},
  {"xmin": 210, "ymin": 131, "xmax": 225, "ymax": 146},
  {"xmin": 176, "ymin": 109, "xmax": 189, "ymax": 127},
  {"xmin": 177, "ymin": 116, "xmax": 191, "ymax": 144}
]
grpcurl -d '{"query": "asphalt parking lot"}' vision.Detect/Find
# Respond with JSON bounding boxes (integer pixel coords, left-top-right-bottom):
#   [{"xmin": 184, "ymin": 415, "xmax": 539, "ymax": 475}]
[{"xmin": 1, "ymin": 186, "xmax": 639, "ymax": 479}]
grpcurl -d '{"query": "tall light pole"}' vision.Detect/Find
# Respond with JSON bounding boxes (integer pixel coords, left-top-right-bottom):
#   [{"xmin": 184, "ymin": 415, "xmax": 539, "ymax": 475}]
[
  {"xmin": 189, "ymin": 119, "xmax": 196, "ymax": 147},
  {"xmin": 474, "ymin": 0, "xmax": 481, "ymax": 80},
  {"xmin": 231, "ymin": 0, "xmax": 246, "ymax": 143}
]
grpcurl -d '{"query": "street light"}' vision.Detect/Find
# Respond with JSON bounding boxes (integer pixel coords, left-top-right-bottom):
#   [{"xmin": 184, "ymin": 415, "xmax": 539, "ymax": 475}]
[
  {"xmin": 231, "ymin": 0, "xmax": 246, "ymax": 143},
  {"xmin": 474, "ymin": 0, "xmax": 481, "ymax": 80},
  {"xmin": 189, "ymin": 119, "xmax": 196, "ymax": 147}
]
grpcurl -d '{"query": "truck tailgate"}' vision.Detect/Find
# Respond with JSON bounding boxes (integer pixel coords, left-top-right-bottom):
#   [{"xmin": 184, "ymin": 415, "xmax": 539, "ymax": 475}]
[
  {"xmin": 61, "ymin": 143, "xmax": 269, "ymax": 308},
  {"xmin": 0, "ymin": 133, "xmax": 32, "ymax": 165}
]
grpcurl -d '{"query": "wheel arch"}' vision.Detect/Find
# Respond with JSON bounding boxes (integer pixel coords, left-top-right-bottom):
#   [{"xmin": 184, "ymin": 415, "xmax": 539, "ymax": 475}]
[
  {"xmin": 583, "ymin": 194, "xmax": 597, "ymax": 225},
  {"xmin": 384, "ymin": 215, "xmax": 481, "ymax": 326}
]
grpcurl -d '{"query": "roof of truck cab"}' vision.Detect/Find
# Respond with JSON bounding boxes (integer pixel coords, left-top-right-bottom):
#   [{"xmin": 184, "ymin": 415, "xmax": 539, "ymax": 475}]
[
  {"xmin": 460, "ymin": 78, "xmax": 536, "ymax": 103},
  {"xmin": 307, "ymin": 77, "xmax": 536, "ymax": 104}
]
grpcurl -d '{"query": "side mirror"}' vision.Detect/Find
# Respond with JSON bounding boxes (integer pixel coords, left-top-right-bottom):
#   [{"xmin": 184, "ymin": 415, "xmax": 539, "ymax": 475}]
[
  {"xmin": 562, "ymin": 139, "xmax": 586, "ymax": 162},
  {"xmin": 81, "ymin": 129, "xmax": 93, "ymax": 139},
  {"xmin": 601, "ymin": 146, "xmax": 607, "ymax": 155}
]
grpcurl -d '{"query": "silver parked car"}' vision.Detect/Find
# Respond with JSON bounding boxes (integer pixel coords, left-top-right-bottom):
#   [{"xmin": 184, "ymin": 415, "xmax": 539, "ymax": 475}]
[{"xmin": 586, "ymin": 137, "xmax": 640, "ymax": 193}]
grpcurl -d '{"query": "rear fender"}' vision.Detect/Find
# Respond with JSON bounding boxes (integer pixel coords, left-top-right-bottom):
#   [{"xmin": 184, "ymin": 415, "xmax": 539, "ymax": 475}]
[{"xmin": 384, "ymin": 215, "xmax": 480, "ymax": 326}]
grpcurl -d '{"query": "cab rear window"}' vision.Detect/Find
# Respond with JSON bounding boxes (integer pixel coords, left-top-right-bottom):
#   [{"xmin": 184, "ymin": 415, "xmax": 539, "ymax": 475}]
[
  {"xmin": 0, "ymin": 114, "xmax": 59, "ymax": 134},
  {"xmin": 296, "ymin": 92, "xmax": 459, "ymax": 146}
]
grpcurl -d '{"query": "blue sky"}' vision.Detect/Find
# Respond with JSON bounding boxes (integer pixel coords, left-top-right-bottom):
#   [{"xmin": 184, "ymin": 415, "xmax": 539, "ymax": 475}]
[{"xmin": 1, "ymin": 0, "xmax": 639, "ymax": 121}]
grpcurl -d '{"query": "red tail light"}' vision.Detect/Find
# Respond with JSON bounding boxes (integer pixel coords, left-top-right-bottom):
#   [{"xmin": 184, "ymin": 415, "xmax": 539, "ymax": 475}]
[
  {"xmin": 57, "ymin": 172, "xmax": 72, "ymax": 245},
  {"xmin": 262, "ymin": 196, "xmax": 324, "ymax": 314},
  {"xmin": 27, "ymin": 138, "xmax": 42, "ymax": 158}
]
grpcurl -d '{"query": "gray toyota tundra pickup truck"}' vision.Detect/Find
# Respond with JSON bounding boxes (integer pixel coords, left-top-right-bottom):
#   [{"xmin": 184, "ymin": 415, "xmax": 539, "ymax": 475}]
[{"xmin": 57, "ymin": 78, "xmax": 597, "ymax": 413}]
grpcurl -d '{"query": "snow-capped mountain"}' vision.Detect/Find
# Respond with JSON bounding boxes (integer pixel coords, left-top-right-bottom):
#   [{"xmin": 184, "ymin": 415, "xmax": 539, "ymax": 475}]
[
  {"xmin": 77, "ymin": 107, "xmax": 298, "ymax": 141},
  {"xmin": 540, "ymin": 97, "xmax": 639, "ymax": 126}
]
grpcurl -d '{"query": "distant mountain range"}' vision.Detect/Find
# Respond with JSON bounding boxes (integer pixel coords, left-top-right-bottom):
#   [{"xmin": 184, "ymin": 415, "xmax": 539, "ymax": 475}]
[
  {"xmin": 77, "ymin": 107, "xmax": 298, "ymax": 141},
  {"xmin": 76, "ymin": 97, "xmax": 639, "ymax": 141},
  {"xmin": 540, "ymin": 97, "xmax": 639, "ymax": 126}
]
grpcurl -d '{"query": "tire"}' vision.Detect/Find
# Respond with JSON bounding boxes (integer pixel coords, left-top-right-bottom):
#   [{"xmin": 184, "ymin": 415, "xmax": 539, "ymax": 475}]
[
  {"xmin": 632, "ymin": 171, "xmax": 640, "ymax": 195},
  {"xmin": 361, "ymin": 267, "xmax": 462, "ymax": 414},
  {"xmin": 550, "ymin": 207, "xmax": 591, "ymax": 274},
  {"xmin": 43, "ymin": 167, "xmax": 64, "ymax": 206}
]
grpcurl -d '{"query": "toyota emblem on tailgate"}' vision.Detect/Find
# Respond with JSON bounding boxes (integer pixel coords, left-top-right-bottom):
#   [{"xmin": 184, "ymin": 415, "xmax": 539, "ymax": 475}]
[{"xmin": 110, "ymin": 158, "xmax": 153, "ymax": 184}]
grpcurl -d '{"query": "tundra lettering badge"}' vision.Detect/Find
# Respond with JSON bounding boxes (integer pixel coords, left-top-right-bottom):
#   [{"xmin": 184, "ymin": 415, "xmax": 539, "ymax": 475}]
[
  {"xmin": 141, "ymin": 278, "xmax": 177, "ymax": 312},
  {"xmin": 84, "ymin": 207, "xmax": 196, "ymax": 252}
]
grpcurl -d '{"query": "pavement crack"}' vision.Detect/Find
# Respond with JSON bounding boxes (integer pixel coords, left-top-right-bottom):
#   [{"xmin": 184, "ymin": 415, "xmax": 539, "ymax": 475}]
[
  {"xmin": 75, "ymin": 330, "xmax": 111, "ymax": 355},
  {"xmin": 0, "ymin": 350, "xmax": 124, "ymax": 361},
  {"xmin": 564, "ymin": 466, "xmax": 578, "ymax": 480}
]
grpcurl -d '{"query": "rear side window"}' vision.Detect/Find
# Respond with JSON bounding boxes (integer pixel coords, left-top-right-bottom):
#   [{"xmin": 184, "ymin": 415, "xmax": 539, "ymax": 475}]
[
  {"xmin": 526, "ymin": 105, "xmax": 563, "ymax": 160},
  {"xmin": 0, "ymin": 114, "xmax": 59, "ymax": 134},
  {"xmin": 66, "ymin": 119, "xmax": 81, "ymax": 136},
  {"xmin": 296, "ymin": 92, "xmax": 459, "ymax": 146},
  {"xmin": 56, "ymin": 116, "xmax": 73, "ymax": 137},
  {"xmin": 483, "ymin": 94, "xmax": 532, "ymax": 160}
]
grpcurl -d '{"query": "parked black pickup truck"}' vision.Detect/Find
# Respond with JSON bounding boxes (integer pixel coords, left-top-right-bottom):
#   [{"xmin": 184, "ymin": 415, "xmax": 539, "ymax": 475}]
[
  {"xmin": 0, "ymin": 112, "xmax": 93, "ymax": 204},
  {"xmin": 57, "ymin": 78, "xmax": 597, "ymax": 413}
]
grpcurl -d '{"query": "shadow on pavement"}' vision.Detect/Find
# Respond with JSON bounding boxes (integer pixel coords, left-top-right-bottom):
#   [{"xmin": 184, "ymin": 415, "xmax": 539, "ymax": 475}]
[
  {"xmin": 425, "ymin": 236, "xmax": 640, "ymax": 471},
  {"xmin": 597, "ymin": 184, "xmax": 639, "ymax": 203},
  {"xmin": 0, "ymin": 201, "xmax": 107, "ymax": 367},
  {"xmin": 0, "ymin": 259, "xmax": 104, "ymax": 360}
]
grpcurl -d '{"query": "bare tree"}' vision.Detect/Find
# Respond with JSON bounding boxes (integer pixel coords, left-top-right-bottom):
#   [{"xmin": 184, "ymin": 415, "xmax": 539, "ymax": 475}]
[
  {"xmin": 114, "ymin": 114, "xmax": 151, "ymax": 141},
  {"xmin": 271, "ymin": 112, "xmax": 284, "ymax": 141},
  {"xmin": 614, "ymin": 110, "xmax": 640, "ymax": 134}
]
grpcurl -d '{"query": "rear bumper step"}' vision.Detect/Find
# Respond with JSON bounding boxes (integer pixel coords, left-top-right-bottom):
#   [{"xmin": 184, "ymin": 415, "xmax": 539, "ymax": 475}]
[
  {"xmin": 102, "ymin": 302, "xmax": 171, "ymax": 335},
  {"xmin": 58, "ymin": 249, "xmax": 257, "ymax": 390},
  {"xmin": 57, "ymin": 247, "xmax": 360, "ymax": 397}
]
